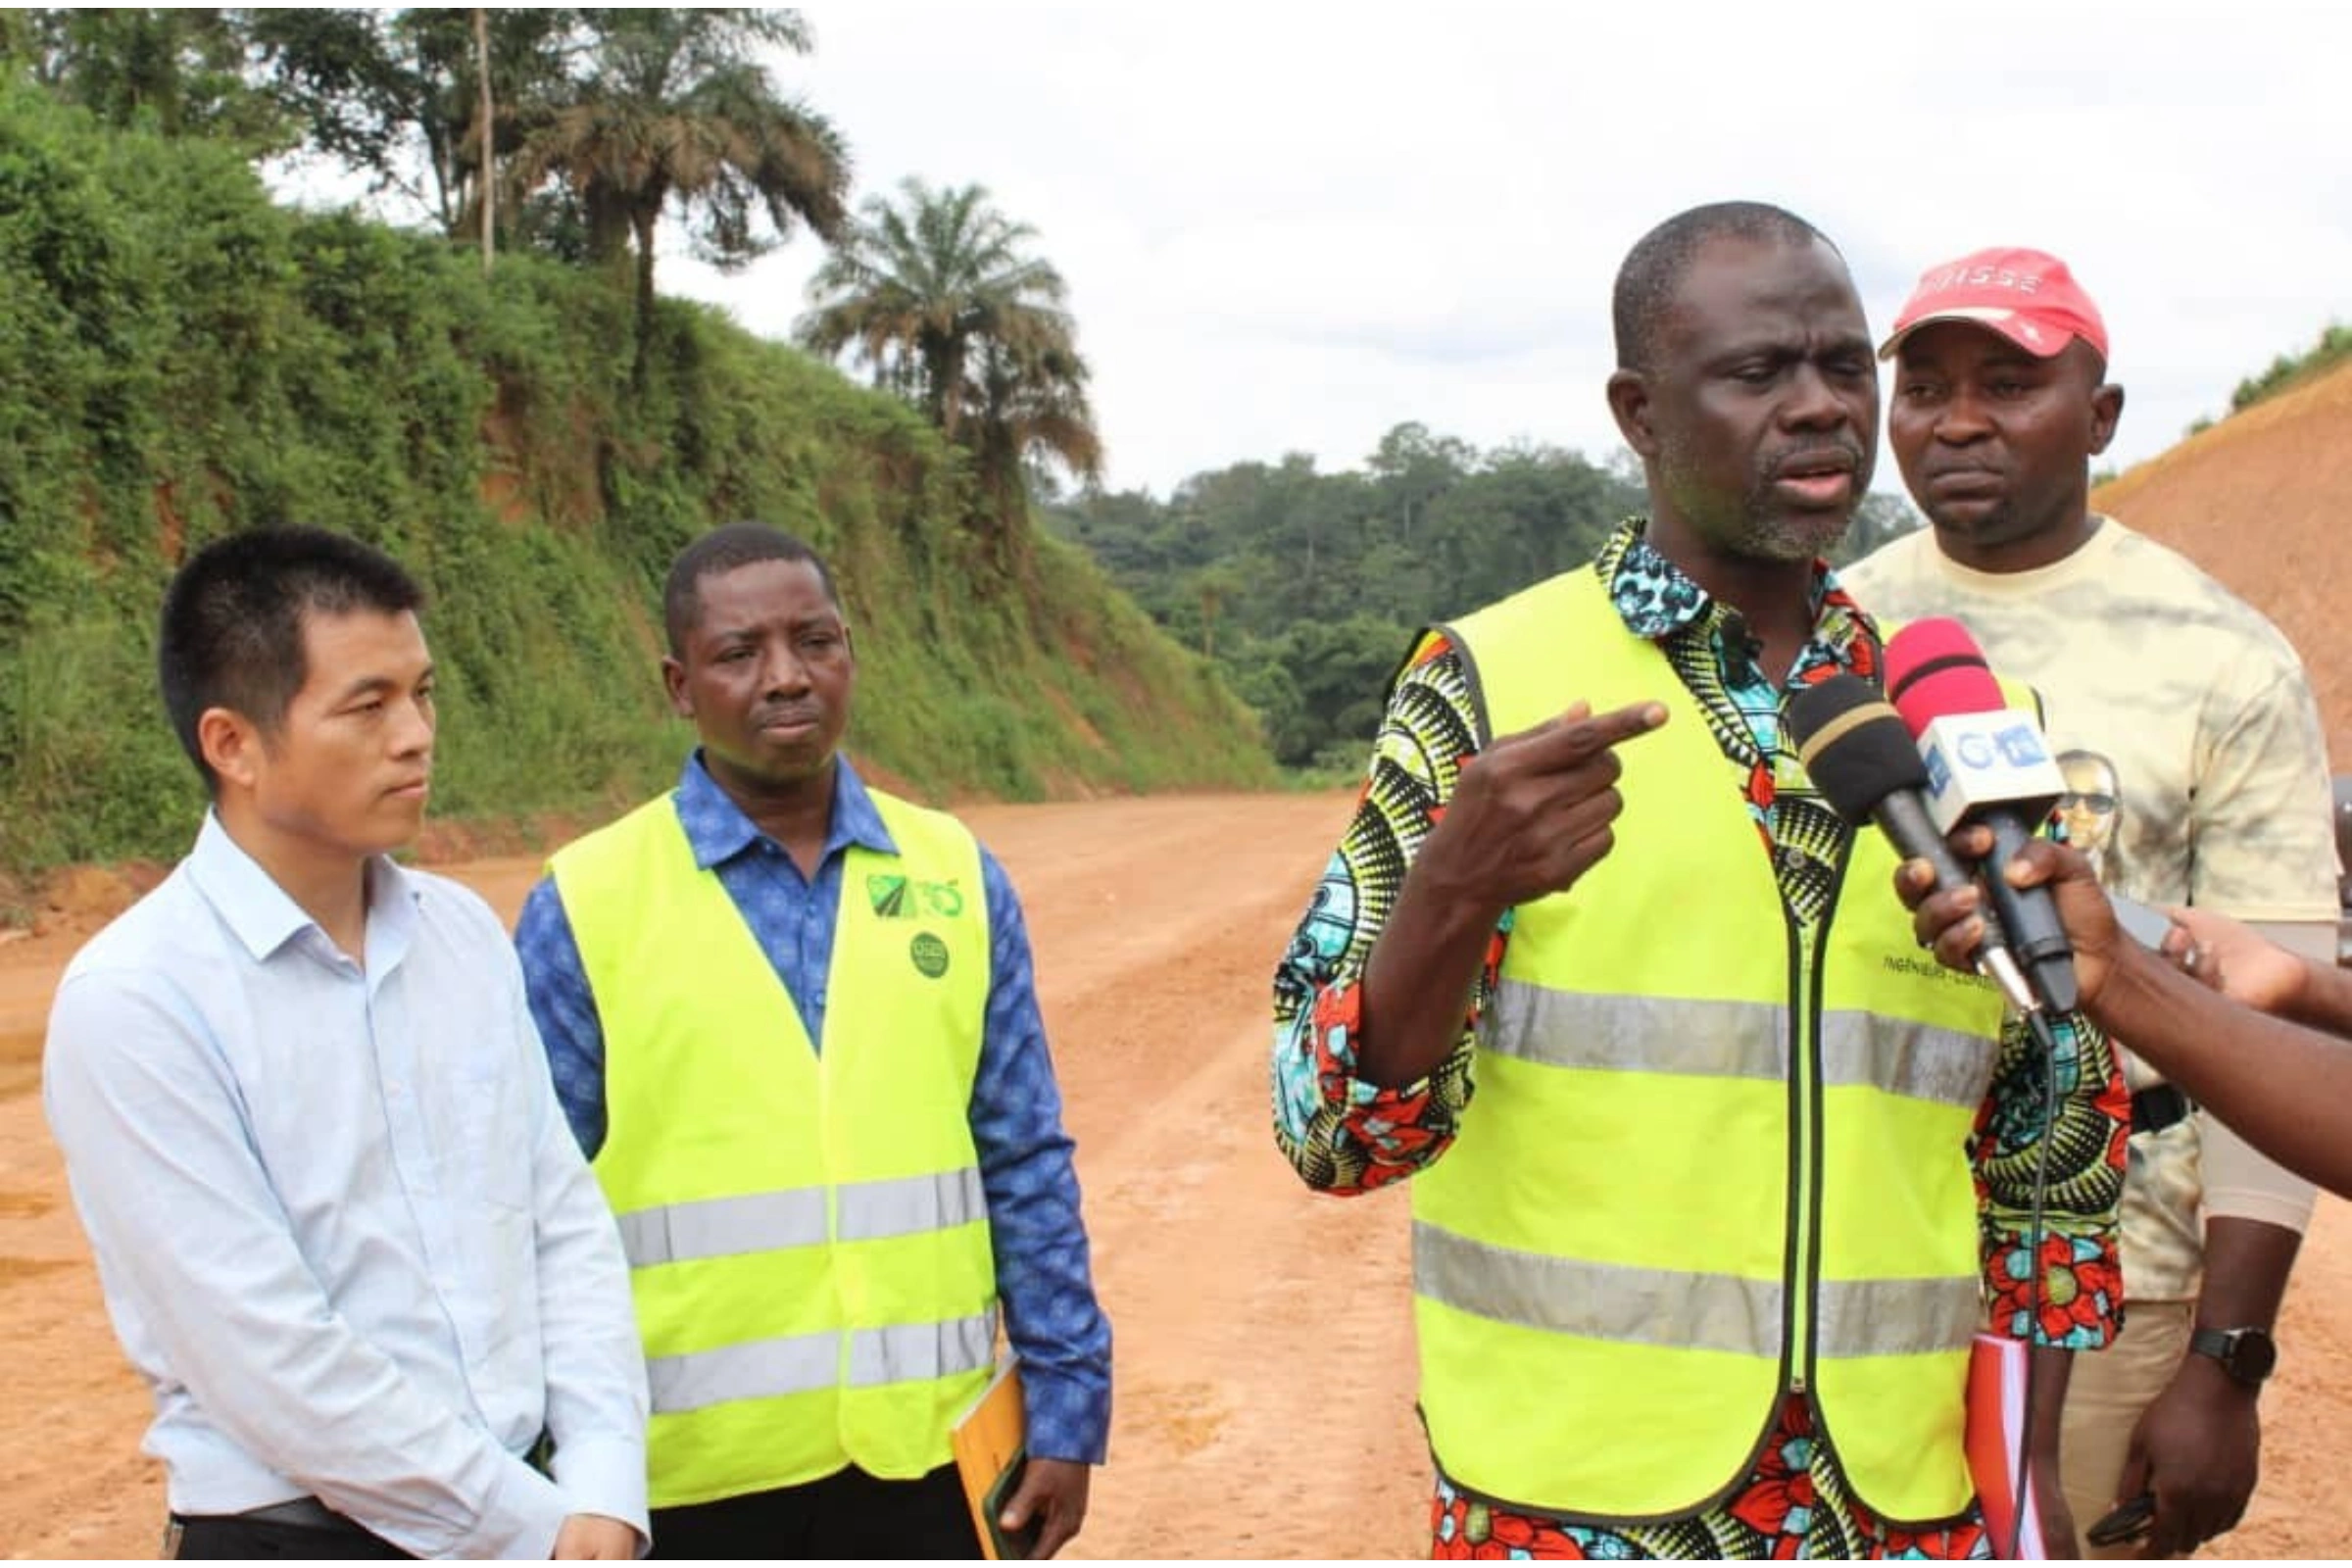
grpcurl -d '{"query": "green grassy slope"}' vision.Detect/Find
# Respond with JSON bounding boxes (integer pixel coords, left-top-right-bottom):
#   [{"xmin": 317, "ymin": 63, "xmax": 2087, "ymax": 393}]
[{"xmin": 0, "ymin": 85, "xmax": 1272, "ymax": 875}]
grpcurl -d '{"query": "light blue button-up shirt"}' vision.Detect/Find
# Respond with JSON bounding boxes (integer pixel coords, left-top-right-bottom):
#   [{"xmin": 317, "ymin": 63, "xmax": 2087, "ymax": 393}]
[{"xmin": 43, "ymin": 814, "xmax": 650, "ymax": 1558}]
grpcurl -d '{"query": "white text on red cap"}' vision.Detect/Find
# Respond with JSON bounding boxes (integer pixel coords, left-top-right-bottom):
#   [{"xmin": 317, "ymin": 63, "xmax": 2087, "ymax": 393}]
[{"xmin": 1918, "ymin": 264, "xmax": 2045, "ymax": 296}]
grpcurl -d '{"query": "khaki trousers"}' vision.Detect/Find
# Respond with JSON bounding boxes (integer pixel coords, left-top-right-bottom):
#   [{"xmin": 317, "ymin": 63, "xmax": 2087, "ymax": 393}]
[{"xmin": 2060, "ymin": 1298, "xmax": 2194, "ymax": 1559}]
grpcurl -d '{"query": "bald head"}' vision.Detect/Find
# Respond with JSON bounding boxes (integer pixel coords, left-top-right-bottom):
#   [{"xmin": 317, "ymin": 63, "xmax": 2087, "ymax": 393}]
[{"xmin": 1613, "ymin": 202, "xmax": 1838, "ymax": 373}]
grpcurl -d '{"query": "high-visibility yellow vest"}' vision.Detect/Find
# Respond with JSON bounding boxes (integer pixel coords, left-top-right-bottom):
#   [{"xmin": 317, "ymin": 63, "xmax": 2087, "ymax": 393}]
[
  {"xmin": 1412, "ymin": 568, "xmax": 2010, "ymax": 1525},
  {"xmin": 553, "ymin": 786, "xmax": 999, "ymax": 1509}
]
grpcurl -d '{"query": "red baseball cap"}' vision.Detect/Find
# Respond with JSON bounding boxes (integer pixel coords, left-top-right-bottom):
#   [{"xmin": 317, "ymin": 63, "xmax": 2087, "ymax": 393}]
[{"xmin": 1879, "ymin": 246, "xmax": 2109, "ymax": 362}]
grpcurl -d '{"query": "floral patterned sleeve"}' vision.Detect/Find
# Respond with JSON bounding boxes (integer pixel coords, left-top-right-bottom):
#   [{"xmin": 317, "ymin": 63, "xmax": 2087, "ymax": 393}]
[
  {"xmin": 1271, "ymin": 631, "xmax": 1500, "ymax": 1195},
  {"xmin": 1973, "ymin": 1005, "xmax": 2130, "ymax": 1348}
]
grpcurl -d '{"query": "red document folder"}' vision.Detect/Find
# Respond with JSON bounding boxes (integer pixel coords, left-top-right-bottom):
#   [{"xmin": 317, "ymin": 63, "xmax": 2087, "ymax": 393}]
[{"xmin": 1966, "ymin": 1331, "xmax": 2046, "ymax": 1559}]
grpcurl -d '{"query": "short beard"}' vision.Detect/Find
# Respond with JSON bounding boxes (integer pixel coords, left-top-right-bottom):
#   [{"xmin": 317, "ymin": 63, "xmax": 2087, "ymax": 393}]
[{"xmin": 1735, "ymin": 500, "xmax": 1849, "ymax": 564}]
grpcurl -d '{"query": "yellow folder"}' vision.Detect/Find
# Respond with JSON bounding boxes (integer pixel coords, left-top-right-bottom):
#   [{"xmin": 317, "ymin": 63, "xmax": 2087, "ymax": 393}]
[{"xmin": 952, "ymin": 1359, "xmax": 1037, "ymax": 1560}]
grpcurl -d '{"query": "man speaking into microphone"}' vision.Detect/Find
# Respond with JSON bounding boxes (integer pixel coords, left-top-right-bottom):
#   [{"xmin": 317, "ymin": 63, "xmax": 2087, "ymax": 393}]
[
  {"xmin": 1844, "ymin": 247, "xmax": 2337, "ymax": 1558},
  {"xmin": 1270, "ymin": 202, "xmax": 2126, "ymax": 1560}
]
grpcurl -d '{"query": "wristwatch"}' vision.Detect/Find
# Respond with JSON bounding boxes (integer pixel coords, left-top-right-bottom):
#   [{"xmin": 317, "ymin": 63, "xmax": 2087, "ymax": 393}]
[{"xmin": 2188, "ymin": 1326, "xmax": 2278, "ymax": 1388}]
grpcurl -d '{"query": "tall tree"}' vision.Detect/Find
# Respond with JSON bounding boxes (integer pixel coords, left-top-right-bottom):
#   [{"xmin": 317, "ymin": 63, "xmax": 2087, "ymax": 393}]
[
  {"xmin": 512, "ymin": 8, "xmax": 849, "ymax": 387},
  {"xmin": 799, "ymin": 177, "xmax": 1102, "ymax": 528},
  {"xmin": 247, "ymin": 7, "xmax": 582, "ymax": 243},
  {"xmin": 472, "ymin": 7, "xmax": 493, "ymax": 271}
]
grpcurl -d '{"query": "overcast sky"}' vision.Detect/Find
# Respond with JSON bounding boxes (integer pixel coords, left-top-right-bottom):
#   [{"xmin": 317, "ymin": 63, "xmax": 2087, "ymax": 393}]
[{"xmin": 647, "ymin": 5, "xmax": 2349, "ymax": 501}]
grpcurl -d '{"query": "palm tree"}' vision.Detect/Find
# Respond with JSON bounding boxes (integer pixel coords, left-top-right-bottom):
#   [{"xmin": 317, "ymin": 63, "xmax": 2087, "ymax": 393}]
[
  {"xmin": 969, "ymin": 331, "xmax": 1102, "ymax": 504},
  {"xmin": 513, "ymin": 9, "xmax": 849, "ymax": 386},
  {"xmin": 798, "ymin": 177, "xmax": 1102, "ymax": 519}
]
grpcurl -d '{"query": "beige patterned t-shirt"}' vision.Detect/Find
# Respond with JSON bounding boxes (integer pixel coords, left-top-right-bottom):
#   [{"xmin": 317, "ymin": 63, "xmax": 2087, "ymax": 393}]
[{"xmin": 1845, "ymin": 514, "xmax": 2337, "ymax": 1302}]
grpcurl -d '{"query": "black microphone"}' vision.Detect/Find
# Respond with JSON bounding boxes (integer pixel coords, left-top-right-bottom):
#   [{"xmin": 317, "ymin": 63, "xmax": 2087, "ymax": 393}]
[{"xmin": 1788, "ymin": 674, "xmax": 2041, "ymax": 1015}]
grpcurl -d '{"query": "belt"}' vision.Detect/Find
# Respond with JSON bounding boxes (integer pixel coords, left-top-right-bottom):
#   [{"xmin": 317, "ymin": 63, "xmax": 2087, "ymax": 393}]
[
  {"xmin": 2132, "ymin": 1083, "xmax": 2194, "ymax": 1137},
  {"xmin": 178, "ymin": 1431, "xmax": 550, "ymax": 1538},
  {"xmin": 238, "ymin": 1496, "xmax": 364, "ymax": 1532}
]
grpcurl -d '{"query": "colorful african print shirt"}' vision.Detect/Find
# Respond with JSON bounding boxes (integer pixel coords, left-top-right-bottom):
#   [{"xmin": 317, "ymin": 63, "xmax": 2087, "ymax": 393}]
[{"xmin": 1272, "ymin": 519, "xmax": 2128, "ymax": 1559}]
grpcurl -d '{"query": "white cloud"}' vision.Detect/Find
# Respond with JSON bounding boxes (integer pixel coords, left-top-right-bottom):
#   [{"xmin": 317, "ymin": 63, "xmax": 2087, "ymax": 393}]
[{"xmin": 640, "ymin": 4, "xmax": 2352, "ymax": 497}]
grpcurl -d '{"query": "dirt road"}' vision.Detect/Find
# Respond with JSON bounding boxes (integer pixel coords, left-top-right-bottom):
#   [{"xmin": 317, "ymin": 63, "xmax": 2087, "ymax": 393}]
[{"xmin": 3, "ymin": 793, "xmax": 2346, "ymax": 1558}]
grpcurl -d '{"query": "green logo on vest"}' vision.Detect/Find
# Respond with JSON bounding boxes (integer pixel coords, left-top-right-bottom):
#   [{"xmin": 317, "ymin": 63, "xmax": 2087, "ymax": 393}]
[
  {"xmin": 909, "ymin": 932, "xmax": 950, "ymax": 978},
  {"xmin": 867, "ymin": 874, "xmax": 909, "ymax": 918},
  {"xmin": 869, "ymin": 875, "xmax": 964, "ymax": 920}
]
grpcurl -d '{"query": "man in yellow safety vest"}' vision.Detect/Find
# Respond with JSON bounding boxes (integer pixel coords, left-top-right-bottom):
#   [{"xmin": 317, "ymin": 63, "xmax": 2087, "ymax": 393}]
[
  {"xmin": 520, "ymin": 522, "xmax": 1111, "ymax": 1558},
  {"xmin": 1271, "ymin": 202, "xmax": 2129, "ymax": 1559}
]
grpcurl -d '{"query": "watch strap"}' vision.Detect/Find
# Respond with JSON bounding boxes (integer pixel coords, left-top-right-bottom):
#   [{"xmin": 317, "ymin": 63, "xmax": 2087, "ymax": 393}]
[{"xmin": 2189, "ymin": 1325, "xmax": 2275, "ymax": 1385}]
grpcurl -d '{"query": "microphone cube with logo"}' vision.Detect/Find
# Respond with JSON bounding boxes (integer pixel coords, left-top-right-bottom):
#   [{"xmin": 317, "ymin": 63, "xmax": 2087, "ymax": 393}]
[{"xmin": 1915, "ymin": 709, "xmax": 2065, "ymax": 837}]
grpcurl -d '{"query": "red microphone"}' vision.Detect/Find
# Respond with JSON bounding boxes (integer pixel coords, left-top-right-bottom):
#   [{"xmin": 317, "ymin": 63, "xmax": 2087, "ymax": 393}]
[
  {"xmin": 1884, "ymin": 618, "xmax": 2079, "ymax": 1013},
  {"xmin": 1884, "ymin": 617, "xmax": 2010, "ymax": 734}
]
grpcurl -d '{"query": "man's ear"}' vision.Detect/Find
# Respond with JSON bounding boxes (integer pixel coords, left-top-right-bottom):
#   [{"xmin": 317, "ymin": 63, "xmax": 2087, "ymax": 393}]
[
  {"xmin": 661, "ymin": 656, "xmax": 693, "ymax": 719},
  {"xmin": 198, "ymin": 707, "xmax": 264, "ymax": 793},
  {"xmin": 2088, "ymin": 382, "xmax": 2126, "ymax": 457},
  {"xmin": 1607, "ymin": 368, "xmax": 1661, "ymax": 460}
]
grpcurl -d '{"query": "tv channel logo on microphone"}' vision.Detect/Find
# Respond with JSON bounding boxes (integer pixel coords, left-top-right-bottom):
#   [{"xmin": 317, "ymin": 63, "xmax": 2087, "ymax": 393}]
[
  {"xmin": 1995, "ymin": 722, "xmax": 2049, "ymax": 768},
  {"xmin": 1918, "ymin": 709, "xmax": 2068, "ymax": 833}
]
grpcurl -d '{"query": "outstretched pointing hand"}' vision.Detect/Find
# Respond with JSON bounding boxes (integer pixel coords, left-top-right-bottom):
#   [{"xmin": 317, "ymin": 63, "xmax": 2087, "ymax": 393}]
[{"xmin": 1420, "ymin": 699, "xmax": 1669, "ymax": 913}]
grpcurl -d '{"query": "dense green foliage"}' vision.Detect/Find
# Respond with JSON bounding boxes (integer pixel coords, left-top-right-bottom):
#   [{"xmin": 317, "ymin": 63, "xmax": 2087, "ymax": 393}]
[
  {"xmin": 1045, "ymin": 427, "xmax": 1627, "ymax": 769},
  {"xmin": 14, "ymin": 9, "xmax": 858, "ymax": 387},
  {"xmin": 1047, "ymin": 424, "xmax": 1920, "ymax": 769},
  {"xmin": 0, "ymin": 8, "xmax": 288, "ymax": 146},
  {"xmin": 0, "ymin": 83, "xmax": 1269, "ymax": 875}
]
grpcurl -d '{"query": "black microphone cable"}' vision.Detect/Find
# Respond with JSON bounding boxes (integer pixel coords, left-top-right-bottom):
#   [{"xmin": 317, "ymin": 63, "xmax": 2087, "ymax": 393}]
[
  {"xmin": 1785, "ymin": 670, "xmax": 2069, "ymax": 1555},
  {"xmin": 2008, "ymin": 1005, "xmax": 2063, "ymax": 1561}
]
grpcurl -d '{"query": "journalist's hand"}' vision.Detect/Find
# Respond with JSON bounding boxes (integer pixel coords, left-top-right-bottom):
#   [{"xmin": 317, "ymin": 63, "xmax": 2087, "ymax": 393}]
[
  {"xmin": 1894, "ymin": 829, "xmax": 2124, "ymax": 1007},
  {"xmin": 2161, "ymin": 905, "xmax": 2307, "ymax": 1014}
]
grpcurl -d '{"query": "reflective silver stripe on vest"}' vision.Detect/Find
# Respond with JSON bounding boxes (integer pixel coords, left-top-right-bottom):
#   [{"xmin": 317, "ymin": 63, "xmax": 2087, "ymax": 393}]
[
  {"xmin": 613, "ymin": 1168, "xmax": 984, "ymax": 1268},
  {"xmin": 645, "ymin": 1308, "xmax": 1000, "ymax": 1414},
  {"xmin": 615, "ymin": 1190, "xmax": 828, "ymax": 1268},
  {"xmin": 837, "ymin": 1167, "xmax": 987, "ymax": 1243},
  {"xmin": 647, "ymin": 1329, "xmax": 839, "ymax": 1413},
  {"xmin": 1816, "ymin": 1275, "xmax": 1984, "ymax": 1358},
  {"xmin": 1415, "ymin": 1222, "xmax": 1784, "ymax": 1358},
  {"xmin": 1819, "ymin": 1011, "xmax": 1996, "ymax": 1110},
  {"xmin": 1484, "ymin": 982, "xmax": 1788, "ymax": 1080},
  {"xmin": 849, "ymin": 1308, "xmax": 1000, "ymax": 1388},
  {"xmin": 1419, "ymin": 1224, "xmax": 1982, "ymax": 1361}
]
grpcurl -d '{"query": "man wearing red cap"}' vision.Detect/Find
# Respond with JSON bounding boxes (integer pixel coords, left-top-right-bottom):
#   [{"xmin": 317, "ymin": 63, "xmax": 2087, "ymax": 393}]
[{"xmin": 1845, "ymin": 247, "xmax": 2337, "ymax": 1558}]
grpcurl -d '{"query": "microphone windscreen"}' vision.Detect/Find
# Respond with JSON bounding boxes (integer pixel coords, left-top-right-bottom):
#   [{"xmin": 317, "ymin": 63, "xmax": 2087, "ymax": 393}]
[
  {"xmin": 1885, "ymin": 617, "xmax": 2006, "ymax": 735},
  {"xmin": 1788, "ymin": 674, "xmax": 1931, "ymax": 825}
]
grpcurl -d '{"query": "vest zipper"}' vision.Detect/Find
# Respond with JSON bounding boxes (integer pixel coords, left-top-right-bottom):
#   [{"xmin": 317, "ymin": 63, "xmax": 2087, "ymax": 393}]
[
  {"xmin": 1789, "ymin": 836, "xmax": 1855, "ymax": 1401},
  {"xmin": 1783, "ymin": 896, "xmax": 1815, "ymax": 1397}
]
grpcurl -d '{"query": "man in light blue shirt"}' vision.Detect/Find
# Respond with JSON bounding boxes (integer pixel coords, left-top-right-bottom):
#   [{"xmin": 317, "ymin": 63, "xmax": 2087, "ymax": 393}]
[{"xmin": 43, "ymin": 526, "xmax": 650, "ymax": 1560}]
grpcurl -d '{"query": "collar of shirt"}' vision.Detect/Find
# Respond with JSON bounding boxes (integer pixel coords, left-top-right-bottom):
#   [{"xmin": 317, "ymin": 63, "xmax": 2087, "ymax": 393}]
[
  {"xmin": 181, "ymin": 810, "xmax": 419, "ymax": 978},
  {"xmin": 1593, "ymin": 516, "xmax": 1880, "ymax": 683},
  {"xmin": 674, "ymin": 751, "xmax": 900, "ymax": 873}
]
